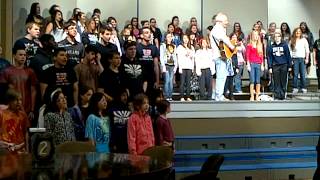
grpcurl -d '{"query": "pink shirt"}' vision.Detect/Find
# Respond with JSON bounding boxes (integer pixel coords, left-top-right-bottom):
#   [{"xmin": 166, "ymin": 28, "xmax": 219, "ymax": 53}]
[
  {"xmin": 127, "ymin": 112, "xmax": 155, "ymax": 155},
  {"xmin": 246, "ymin": 44, "xmax": 263, "ymax": 64}
]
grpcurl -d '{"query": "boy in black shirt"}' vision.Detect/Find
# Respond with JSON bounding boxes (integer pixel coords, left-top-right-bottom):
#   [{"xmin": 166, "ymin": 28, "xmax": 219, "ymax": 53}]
[
  {"xmin": 98, "ymin": 52, "xmax": 123, "ymax": 100},
  {"xmin": 136, "ymin": 27, "xmax": 160, "ymax": 103},
  {"xmin": 14, "ymin": 22, "xmax": 41, "ymax": 66},
  {"xmin": 120, "ymin": 41, "xmax": 145, "ymax": 99},
  {"xmin": 58, "ymin": 20, "xmax": 84, "ymax": 69},
  {"xmin": 40, "ymin": 47, "xmax": 78, "ymax": 107},
  {"xmin": 95, "ymin": 26, "xmax": 118, "ymax": 69}
]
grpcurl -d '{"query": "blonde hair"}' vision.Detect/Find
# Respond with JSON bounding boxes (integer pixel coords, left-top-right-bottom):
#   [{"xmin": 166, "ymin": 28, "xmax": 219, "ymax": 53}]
[{"xmin": 249, "ymin": 30, "xmax": 263, "ymax": 56}]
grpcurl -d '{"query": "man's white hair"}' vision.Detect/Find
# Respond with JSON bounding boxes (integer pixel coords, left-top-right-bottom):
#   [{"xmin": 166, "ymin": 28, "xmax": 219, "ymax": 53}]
[{"xmin": 215, "ymin": 12, "xmax": 227, "ymax": 22}]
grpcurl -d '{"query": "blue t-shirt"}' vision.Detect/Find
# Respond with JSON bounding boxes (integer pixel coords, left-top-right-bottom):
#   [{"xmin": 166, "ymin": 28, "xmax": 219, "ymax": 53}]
[{"xmin": 85, "ymin": 114, "xmax": 110, "ymax": 153}]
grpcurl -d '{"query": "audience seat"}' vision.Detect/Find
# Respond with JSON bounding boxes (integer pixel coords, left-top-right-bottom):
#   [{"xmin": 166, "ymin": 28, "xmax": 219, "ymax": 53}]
[{"xmin": 55, "ymin": 141, "xmax": 95, "ymax": 153}]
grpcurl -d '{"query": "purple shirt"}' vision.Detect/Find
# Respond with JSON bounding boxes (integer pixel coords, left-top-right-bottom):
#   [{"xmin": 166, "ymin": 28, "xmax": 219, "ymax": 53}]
[{"xmin": 155, "ymin": 115, "xmax": 175, "ymax": 145}]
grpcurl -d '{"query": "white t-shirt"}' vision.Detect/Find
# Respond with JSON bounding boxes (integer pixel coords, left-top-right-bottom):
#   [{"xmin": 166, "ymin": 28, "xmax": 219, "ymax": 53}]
[{"xmin": 289, "ymin": 38, "xmax": 309, "ymax": 58}]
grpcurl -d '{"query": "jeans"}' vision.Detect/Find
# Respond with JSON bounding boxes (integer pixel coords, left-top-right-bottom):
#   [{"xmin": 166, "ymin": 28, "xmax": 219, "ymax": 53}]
[
  {"xmin": 292, "ymin": 58, "xmax": 306, "ymax": 89},
  {"xmin": 199, "ymin": 68, "xmax": 212, "ymax": 99},
  {"xmin": 234, "ymin": 64, "xmax": 244, "ymax": 92},
  {"xmin": 164, "ymin": 65, "xmax": 175, "ymax": 98},
  {"xmin": 224, "ymin": 76, "xmax": 234, "ymax": 99},
  {"xmin": 180, "ymin": 69, "xmax": 192, "ymax": 98},
  {"xmin": 215, "ymin": 58, "xmax": 228, "ymax": 101},
  {"xmin": 317, "ymin": 66, "xmax": 320, "ymax": 89},
  {"xmin": 249, "ymin": 63, "xmax": 261, "ymax": 84}
]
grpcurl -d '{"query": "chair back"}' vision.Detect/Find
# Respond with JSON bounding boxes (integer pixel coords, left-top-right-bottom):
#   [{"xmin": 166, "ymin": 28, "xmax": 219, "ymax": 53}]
[
  {"xmin": 142, "ymin": 146, "xmax": 173, "ymax": 163},
  {"xmin": 200, "ymin": 154, "xmax": 224, "ymax": 176},
  {"xmin": 55, "ymin": 141, "xmax": 95, "ymax": 153}
]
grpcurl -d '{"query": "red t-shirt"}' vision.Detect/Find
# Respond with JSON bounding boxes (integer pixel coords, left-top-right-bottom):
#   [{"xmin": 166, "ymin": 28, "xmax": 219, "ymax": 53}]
[
  {"xmin": 0, "ymin": 67, "xmax": 37, "ymax": 113},
  {"xmin": 246, "ymin": 44, "xmax": 263, "ymax": 64}
]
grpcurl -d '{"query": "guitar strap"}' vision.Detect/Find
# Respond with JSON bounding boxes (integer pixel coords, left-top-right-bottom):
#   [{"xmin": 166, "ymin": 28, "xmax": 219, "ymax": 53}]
[
  {"xmin": 212, "ymin": 35, "xmax": 227, "ymax": 61},
  {"xmin": 212, "ymin": 35, "xmax": 221, "ymax": 50}
]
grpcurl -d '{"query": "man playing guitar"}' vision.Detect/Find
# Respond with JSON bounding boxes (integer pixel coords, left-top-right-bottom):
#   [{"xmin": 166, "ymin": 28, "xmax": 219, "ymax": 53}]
[{"xmin": 209, "ymin": 13, "xmax": 235, "ymax": 101}]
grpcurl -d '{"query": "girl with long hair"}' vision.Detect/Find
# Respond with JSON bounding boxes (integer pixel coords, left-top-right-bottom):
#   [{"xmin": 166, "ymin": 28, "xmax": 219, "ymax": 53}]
[
  {"xmin": 45, "ymin": 10, "xmax": 64, "ymax": 42},
  {"xmin": 131, "ymin": 17, "xmax": 140, "ymax": 39},
  {"xmin": 195, "ymin": 37, "xmax": 214, "ymax": 100},
  {"xmin": 177, "ymin": 34, "xmax": 195, "ymax": 101},
  {"xmin": 75, "ymin": 12, "xmax": 86, "ymax": 41},
  {"xmin": 280, "ymin": 22, "xmax": 291, "ymax": 43},
  {"xmin": 289, "ymin": 27, "xmax": 310, "ymax": 93},
  {"xmin": 230, "ymin": 22, "xmax": 245, "ymax": 42},
  {"xmin": 172, "ymin": 16, "xmax": 183, "ymax": 46},
  {"xmin": 160, "ymin": 33, "xmax": 178, "ymax": 100},
  {"xmin": 300, "ymin": 22, "xmax": 314, "ymax": 75},
  {"xmin": 25, "ymin": 2, "xmax": 43, "ymax": 25},
  {"xmin": 85, "ymin": 92, "xmax": 111, "ymax": 152},
  {"xmin": 81, "ymin": 18, "xmax": 99, "ymax": 46},
  {"xmin": 246, "ymin": 31, "xmax": 264, "ymax": 101},
  {"xmin": 70, "ymin": 86, "xmax": 93, "ymax": 141}
]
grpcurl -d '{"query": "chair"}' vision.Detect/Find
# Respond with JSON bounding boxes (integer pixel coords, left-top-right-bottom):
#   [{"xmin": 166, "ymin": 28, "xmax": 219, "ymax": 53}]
[
  {"xmin": 55, "ymin": 141, "xmax": 95, "ymax": 153},
  {"xmin": 181, "ymin": 173, "xmax": 220, "ymax": 180},
  {"xmin": 200, "ymin": 154, "xmax": 224, "ymax": 176},
  {"xmin": 142, "ymin": 146, "xmax": 174, "ymax": 180},
  {"xmin": 181, "ymin": 154, "xmax": 224, "ymax": 180},
  {"xmin": 142, "ymin": 146, "xmax": 174, "ymax": 164}
]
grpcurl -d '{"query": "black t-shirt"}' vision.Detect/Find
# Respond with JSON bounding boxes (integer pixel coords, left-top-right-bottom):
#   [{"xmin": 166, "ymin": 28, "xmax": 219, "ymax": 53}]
[
  {"xmin": 98, "ymin": 68, "xmax": 123, "ymax": 99},
  {"xmin": 14, "ymin": 37, "xmax": 40, "ymax": 65},
  {"xmin": 95, "ymin": 42, "xmax": 118, "ymax": 69},
  {"xmin": 119, "ymin": 56, "xmax": 145, "ymax": 98},
  {"xmin": 58, "ymin": 39, "xmax": 84, "ymax": 69},
  {"xmin": 136, "ymin": 43, "xmax": 159, "ymax": 84},
  {"xmin": 151, "ymin": 27, "xmax": 162, "ymax": 44},
  {"xmin": 313, "ymin": 39, "xmax": 320, "ymax": 65},
  {"xmin": 29, "ymin": 48, "xmax": 53, "ymax": 78},
  {"xmin": 108, "ymin": 101, "xmax": 131, "ymax": 153},
  {"xmin": 41, "ymin": 66, "xmax": 77, "ymax": 107}
]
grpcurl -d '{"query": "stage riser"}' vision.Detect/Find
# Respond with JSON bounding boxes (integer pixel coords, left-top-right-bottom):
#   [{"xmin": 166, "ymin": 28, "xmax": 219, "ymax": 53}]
[
  {"xmin": 171, "ymin": 117, "xmax": 320, "ymax": 136},
  {"xmin": 175, "ymin": 136, "xmax": 318, "ymax": 151},
  {"xmin": 175, "ymin": 168, "xmax": 316, "ymax": 180},
  {"xmin": 175, "ymin": 152, "xmax": 316, "ymax": 167},
  {"xmin": 169, "ymin": 101, "xmax": 320, "ymax": 118}
]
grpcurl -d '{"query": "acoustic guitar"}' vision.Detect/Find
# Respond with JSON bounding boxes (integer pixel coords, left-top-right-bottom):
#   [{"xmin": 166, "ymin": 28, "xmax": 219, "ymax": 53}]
[{"xmin": 218, "ymin": 39, "xmax": 237, "ymax": 61}]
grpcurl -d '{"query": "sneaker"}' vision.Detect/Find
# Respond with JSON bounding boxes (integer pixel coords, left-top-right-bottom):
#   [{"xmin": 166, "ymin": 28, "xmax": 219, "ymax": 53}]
[
  {"xmin": 292, "ymin": 88, "xmax": 298, "ymax": 94},
  {"xmin": 180, "ymin": 98, "xmax": 185, "ymax": 102},
  {"xmin": 222, "ymin": 97, "xmax": 230, "ymax": 101},
  {"xmin": 186, "ymin": 98, "xmax": 192, "ymax": 102},
  {"xmin": 302, "ymin": 88, "xmax": 307, "ymax": 93}
]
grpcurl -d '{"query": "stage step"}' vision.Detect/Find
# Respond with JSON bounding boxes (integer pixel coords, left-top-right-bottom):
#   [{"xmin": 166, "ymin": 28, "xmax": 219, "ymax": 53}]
[{"xmin": 175, "ymin": 162, "xmax": 317, "ymax": 173}]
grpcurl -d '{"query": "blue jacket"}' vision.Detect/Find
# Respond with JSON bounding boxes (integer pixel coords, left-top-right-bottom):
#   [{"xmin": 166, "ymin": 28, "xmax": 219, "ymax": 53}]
[{"xmin": 267, "ymin": 42, "xmax": 292, "ymax": 69}]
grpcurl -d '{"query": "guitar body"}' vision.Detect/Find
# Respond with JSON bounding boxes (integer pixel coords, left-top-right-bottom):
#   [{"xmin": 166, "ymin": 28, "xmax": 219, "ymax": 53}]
[{"xmin": 218, "ymin": 41, "xmax": 237, "ymax": 60}]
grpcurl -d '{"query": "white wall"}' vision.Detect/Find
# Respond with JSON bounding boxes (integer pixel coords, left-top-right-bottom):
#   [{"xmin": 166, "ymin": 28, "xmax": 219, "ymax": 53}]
[
  {"xmin": 77, "ymin": 0, "xmax": 137, "ymax": 31},
  {"xmin": 12, "ymin": 0, "xmax": 76, "ymax": 41},
  {"xmin": 203, "ymin": 0, "xmax": 268, "ymax": 37},
  {"xmin": 139, "ymin": 0, "xmax": 201, "ymax": 34},
  {"xmin": 268, "ymin": 0, "xmax": 320, "ymax": 39},
  {"xmin": 11, "ymin": 0, "xmax": 320, "ymax": 42}
]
